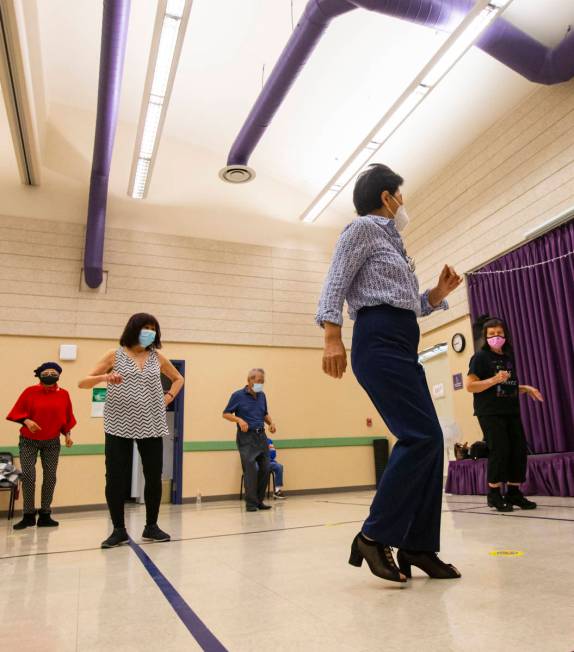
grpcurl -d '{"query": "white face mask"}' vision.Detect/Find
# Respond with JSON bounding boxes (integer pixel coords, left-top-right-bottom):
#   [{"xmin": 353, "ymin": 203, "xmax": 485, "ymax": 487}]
[{"xmin": 388, "ymin": 195, "xmax": 410, "ymax": 233}]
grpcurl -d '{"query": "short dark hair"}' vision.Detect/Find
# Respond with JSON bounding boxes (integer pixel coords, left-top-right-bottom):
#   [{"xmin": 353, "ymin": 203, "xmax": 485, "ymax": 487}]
[
  {"xmin": 120, "ymin": 313, "xmax": 162, "ymax": 349},
  {"xmin": 481, "ymin": 318, "xmax": 513, "ymax": 354},
  {"xmin": 353, "ymin": 164, "xmax": 404, "ymax": 216}
]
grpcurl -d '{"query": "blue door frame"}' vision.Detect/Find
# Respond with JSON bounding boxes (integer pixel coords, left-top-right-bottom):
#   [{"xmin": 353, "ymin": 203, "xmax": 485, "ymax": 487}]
[{"xmin": 169, "ymin": 360, "xmax": 185, "ymax": 504}]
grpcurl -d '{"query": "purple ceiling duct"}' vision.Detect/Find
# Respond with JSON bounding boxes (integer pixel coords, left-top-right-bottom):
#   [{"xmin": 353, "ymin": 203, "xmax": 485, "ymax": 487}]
[
  {"xmin": 83, "ymin": 0, "xmax": 131, "ymax": 289},
  {"xmin": 223, "ymin": 0, "xmax": 574, "ymax": 178}
]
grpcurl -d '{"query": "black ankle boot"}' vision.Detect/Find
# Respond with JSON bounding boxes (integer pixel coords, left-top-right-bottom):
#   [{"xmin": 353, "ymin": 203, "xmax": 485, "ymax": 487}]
[
  {"xmin": 349, "ymin": 533, "xmax": 407, "ymax": 583},
  {"xmin": 487, "ymin": 488, "xmax": 513, "ymax": 512},
  {"xmin": 37, "ymin": 512, "xmax": 59, "ymax": 527},
  {"xmin": 505, "ymin": 487, "xmax": 537, "ymax": 510},
  {"xmin": 397, "ymin": 550, "xmax": 461, "ymax": 579},
  {"xmin": 13, "ymin": 512, "xmax": 36, "ymax": 530}
]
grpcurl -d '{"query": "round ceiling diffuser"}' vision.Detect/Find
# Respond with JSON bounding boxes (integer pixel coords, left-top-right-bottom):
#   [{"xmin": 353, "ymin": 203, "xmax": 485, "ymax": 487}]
[{"xmin": 218, "ymin": 165, "xmax": 256, "ymax": 184}]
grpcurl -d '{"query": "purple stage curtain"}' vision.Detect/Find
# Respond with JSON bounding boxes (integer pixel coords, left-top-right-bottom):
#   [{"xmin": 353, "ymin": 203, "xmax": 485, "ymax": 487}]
[
  {"xmin": 467, "ymin": 219, "xmax": 574, "ymax": 453},
  {"xmin": 445, "ymin": 459, "xmax": 488, "ymax": 495},
  {"xmin": 445, "ymin": 453, "xmax": 574, "ymax": 497}
]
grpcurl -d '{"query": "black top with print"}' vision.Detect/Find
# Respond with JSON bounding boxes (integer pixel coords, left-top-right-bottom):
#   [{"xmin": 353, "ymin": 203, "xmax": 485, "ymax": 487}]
[{"xmin": 468, "ymin": 350, "xmax": 520, "ymax": 416}]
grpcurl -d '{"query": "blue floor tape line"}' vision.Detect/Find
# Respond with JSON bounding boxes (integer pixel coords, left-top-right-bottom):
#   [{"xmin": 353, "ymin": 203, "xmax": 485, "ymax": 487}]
[{"xmin": 129, "ymin": 540, "xmax": 228, "ymax": 652}]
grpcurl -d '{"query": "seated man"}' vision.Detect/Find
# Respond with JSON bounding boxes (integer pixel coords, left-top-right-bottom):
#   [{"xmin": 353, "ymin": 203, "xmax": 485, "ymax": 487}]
[{"xmin": 268, "ymin": 438, "xmax": 286, "ymax": 499}]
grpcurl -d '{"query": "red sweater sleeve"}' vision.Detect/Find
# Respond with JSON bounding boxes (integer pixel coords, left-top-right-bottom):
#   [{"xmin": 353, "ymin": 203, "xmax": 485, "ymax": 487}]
[
  {"xmin": 6, "ymin": 388, "xmax": 31, "ymax": 424},
  {"xmin": 61, "ymin": 392, "xmax": 77, "ymax": 434}
]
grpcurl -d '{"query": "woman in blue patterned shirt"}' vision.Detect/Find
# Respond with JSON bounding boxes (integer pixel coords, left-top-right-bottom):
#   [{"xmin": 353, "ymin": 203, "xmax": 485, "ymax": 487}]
[{"xmin": 316, "ymin": 164, "xmax": 462, "ymax": 584}]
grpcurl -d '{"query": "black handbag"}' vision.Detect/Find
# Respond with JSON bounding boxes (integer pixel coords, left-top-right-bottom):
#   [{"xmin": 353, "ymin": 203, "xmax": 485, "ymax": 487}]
[
  {"xmin": 454, "ymin": 442, "xmax": 469, "ymax": 460},
  {"xmin": 469, "ymin": 440, "xmax": 489, "ymax": 459}
]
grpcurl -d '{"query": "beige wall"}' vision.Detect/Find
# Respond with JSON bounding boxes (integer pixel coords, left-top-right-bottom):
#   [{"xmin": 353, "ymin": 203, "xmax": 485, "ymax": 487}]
[
  {"xmin": 420, "ymin": 315, "xmax": 483, "ymax": 444},
  {"xmin": 0, "ymin": 214, "xmax": 355, "ymax": 349},
  {"xmin": 407, "ymin": 79, "xmax": 574, "ymax": 335},
  {"xmin": 184, "ymin": 447, "xmax": 375, "ymax": 500},
  {"xmin": 0, "ymin": 334, "xmax": 388, "ymax": 510}
]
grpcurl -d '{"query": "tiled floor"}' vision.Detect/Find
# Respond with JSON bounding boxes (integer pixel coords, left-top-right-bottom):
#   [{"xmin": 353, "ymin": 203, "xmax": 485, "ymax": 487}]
[{"xmin": 1, "ymin": 491, "xmax": 573, "ymax": 652}]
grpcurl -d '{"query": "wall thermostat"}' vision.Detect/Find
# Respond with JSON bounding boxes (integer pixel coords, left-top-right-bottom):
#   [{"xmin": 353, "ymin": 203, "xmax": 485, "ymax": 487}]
[
  {"xmin": 451, "ymin": 333, "xmax": 466, "ymax": 353},
  {"xmin": 59, "ymin": 344, "xmax": 78, "ymax": 361}
]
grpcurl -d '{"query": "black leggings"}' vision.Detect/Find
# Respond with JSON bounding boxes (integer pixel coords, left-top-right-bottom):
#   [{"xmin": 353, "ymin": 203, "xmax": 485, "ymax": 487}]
[
  {"xmin": 478, "ymin": 415, "xmax": 528, "ymax": 484},
  {"xmin": 105, "ymin": 433, "xmax": 163, "ymax": 529}
]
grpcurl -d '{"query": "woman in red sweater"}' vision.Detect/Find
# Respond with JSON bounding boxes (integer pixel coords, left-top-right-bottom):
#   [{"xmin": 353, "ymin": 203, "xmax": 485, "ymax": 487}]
[{"xmin": 6, "ymin": 362, "xmax": 76, "ymax": 530}]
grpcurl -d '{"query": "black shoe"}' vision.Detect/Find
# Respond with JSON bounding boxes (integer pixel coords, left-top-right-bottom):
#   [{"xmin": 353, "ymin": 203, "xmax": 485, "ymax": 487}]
[
  {"xmin": 13, "ymin": 513, "xmax": 36, "ymax": 530},
  {"xmin": 246, "ymin": 505, "xmax": 258, "ymax": 512},
  {"xmin": 273, "ymin": 491, "xmax": 286, "ymax": 500},
  {"xmin": 348, "ymin": 533, "xmax": 407, "ymax": 584},
  {"xmin": 487, "ymin": 489, "xmax": 514, "ymax": 512},
  {"xmin": 142, "ymin": 524, "xmax": 171, "ymax": 542},
  {"xmin": 505, "ymin": 489, "xmax": 537, "ymax": 510},
  {"xmin": 37, "ymin": 512, "xmax": 59, "ymax": 527},
  {"xmin": 257, "ymin": 503, "xmax": 272, "ymax": 510},
  {"xmin": 397, "ymin": 549, "xmax": 461, "ymax": 579},
  {"xmin": 101, "ymin": 528, "xmax": 130, "ymax": 549}
]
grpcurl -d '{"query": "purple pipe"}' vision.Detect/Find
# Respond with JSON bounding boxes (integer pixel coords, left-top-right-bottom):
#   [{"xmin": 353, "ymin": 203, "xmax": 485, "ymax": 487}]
[
  {"xmin": 83, "ymin": 0, "xmax": 131, "ymax": 288},
  {"xmin": 226, "ymin": 0, "xmax": 574, "ymax": 171},
  {"xmin": 477, "ymin": 18, "xmax": 574, "ymax": 84}
]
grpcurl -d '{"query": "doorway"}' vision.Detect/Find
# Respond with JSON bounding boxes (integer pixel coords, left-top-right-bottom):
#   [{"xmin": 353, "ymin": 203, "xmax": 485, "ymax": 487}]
[{"xmin": 130, "ymin": 359, "xmax": 185, "ymax": 505}]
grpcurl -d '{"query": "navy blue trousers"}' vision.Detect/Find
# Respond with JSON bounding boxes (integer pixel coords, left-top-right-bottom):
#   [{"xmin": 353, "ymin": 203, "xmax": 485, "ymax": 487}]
[{"xmin": 351, "ymin": 304, "xmax": 444, "ymax": 552}]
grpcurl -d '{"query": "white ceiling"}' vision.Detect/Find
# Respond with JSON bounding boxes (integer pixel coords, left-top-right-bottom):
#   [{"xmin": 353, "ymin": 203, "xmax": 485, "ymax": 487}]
[{"xmin": 2, "ymin": 0, "xmax": 573, "ymax": 245}]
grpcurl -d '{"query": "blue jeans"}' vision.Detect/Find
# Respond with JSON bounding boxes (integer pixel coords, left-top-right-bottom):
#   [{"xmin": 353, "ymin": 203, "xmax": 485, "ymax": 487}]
[{"xmin": 270, "ymin": 460, "xmax": 284, "ymax": 488}]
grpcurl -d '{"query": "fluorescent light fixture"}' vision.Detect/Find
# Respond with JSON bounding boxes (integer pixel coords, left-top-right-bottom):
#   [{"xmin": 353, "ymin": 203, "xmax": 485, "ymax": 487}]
[
  {"xmin": 301, "ymin": 0, "xmax": 514, "ymax": 223},
  {"xmin": 0, "ymin": 0, "xmax": 41, "ymax": 185},
  {"xmin": 422, "ymin": 6, "xmax": 500, "ymax": 87},
  {"xmin": 302, "ymin": 188, "xmax": 340, "ymax": 224},
  {"xmin": 418, "ymin": 343, "xmax": 448, "ymax": 363},
  {"xmin": 523, "ymin": 205, "xmax": 574, "ymax": 241},
  {"xmin": 128, "ymin": 0, "xmax": 192, "ymax": 199}
]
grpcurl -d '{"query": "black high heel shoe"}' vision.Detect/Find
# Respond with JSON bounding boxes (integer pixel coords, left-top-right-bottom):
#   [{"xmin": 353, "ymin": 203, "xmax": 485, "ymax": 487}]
[
  {"xmin": 349, "ymin": 533, "xmax": 407, "ymax": 583},
  {"xmin": 397, "ymin": 549, "xmax": 461, "ymax": 579}
]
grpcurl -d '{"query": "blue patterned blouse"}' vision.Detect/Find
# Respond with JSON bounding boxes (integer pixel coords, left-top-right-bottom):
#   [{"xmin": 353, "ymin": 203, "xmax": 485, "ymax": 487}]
[{"xmin": 316, "ymin": 215, "xmax": 448, "ymax": 326}]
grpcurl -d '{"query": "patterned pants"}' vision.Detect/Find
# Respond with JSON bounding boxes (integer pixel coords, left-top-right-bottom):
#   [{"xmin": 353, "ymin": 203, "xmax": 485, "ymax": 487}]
[{"xmin": 19, "ymin": 436, "xmax": 61, "ymax": 515}]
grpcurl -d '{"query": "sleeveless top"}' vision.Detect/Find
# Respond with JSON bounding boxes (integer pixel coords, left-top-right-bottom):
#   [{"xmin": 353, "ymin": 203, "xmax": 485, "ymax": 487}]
[{"xmin": 104, "ymin": 348, "xmax": 169, "ymax": 439}]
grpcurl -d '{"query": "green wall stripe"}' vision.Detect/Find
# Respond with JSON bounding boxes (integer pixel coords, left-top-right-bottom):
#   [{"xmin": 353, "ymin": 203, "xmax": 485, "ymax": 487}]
[
  {"xmin": 184, "ymin": 436, "xmax": 386, "ymax": 452},
  {"xmin": 1, "ymin": 444, "xmax": 105, "ymax": 457},
  {"xmin": 1, "ymin": 437, "xmax": 386, "ymax": 457}
]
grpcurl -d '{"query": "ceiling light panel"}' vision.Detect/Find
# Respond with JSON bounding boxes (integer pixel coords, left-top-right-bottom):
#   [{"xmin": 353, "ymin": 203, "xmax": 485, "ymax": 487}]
[{"xmin": 128, "ymin": 0, "xmax": 192, "ymax": 199}]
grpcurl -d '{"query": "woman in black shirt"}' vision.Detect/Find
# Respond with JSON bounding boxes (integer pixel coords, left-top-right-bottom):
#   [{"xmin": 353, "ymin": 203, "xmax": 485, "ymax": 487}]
[{"xmin": 466, "ymin": 318, "xmax": 543, "ymax": 511}]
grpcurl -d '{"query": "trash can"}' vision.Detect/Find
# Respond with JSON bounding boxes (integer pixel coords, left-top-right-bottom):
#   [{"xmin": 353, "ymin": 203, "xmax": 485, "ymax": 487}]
[{"xmin": 373, "ymin": 438, "xmax": 389, "ymax": 486}]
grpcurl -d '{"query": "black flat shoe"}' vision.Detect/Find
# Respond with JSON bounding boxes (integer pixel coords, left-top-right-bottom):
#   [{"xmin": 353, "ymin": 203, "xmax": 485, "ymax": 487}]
[
  {"xmin": 349, "ymin": 533, "xmax": 407, "ymax": 584},
  {"xmin": 487, "ymin": 490, "xmax": 514, "ymax": 512},
  {"xmin": 142, "ymin": 524, "xmax": 170, "ymax": 542},
  {"xmin": 13, "ymin": 513, "xmax": 36, "ymax": 530},
  {"xmin": 101, "ymin": 528, "xmax": 130, "ymax": 549},
  {"xmin": 257, "ymin": 503, "xmax": 272, "ymax": 510},
  {"xmin": 505, "ymin": 490, "xmax": 537, "ymax": 510},
  {"xmin": 397, "ymin": 549, "xmax": 461, "ymax": 579},
  {"xmin": 37, "ymin": 512, "xmax": 59, "ymax": 527}
]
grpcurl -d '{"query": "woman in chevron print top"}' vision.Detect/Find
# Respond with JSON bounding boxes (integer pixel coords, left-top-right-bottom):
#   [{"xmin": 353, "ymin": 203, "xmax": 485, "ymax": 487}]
[{"xmin": 79, "ymin": 313, "xmax": 184, "ymax": 549}]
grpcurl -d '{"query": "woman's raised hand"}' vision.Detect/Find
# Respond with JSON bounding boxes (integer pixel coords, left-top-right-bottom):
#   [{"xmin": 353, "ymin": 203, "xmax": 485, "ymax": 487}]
[{"xmin": 437, "ymin": 265, "xmax": 463, "ymax": 298}]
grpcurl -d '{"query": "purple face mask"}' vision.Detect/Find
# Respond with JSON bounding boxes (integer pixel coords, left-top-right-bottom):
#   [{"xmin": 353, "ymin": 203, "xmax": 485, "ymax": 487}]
[{"xmin": 487, "ymin": 336, "xmax": 506, "ymax": 350}]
